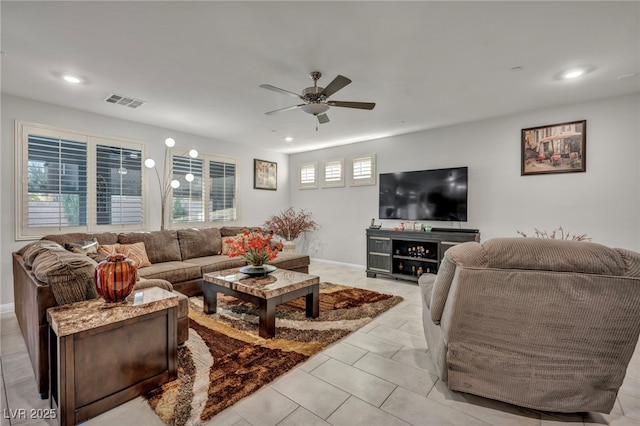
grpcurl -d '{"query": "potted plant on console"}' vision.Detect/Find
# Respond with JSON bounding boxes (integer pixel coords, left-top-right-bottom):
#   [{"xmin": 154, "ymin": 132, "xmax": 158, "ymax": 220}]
[{"xmin": 264, "ymin": 207, "xmax": 319, "ymax": 252}]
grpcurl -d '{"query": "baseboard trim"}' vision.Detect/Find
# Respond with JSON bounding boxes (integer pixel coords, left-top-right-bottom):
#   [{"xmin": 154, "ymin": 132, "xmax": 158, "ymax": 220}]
[
  {"xmin": 310, "ymin": 258, "xmax": 365, "ymax": 270},
  {"xmin": 1, "ymin": 303, "xmax": 15, "ymax": 314}
]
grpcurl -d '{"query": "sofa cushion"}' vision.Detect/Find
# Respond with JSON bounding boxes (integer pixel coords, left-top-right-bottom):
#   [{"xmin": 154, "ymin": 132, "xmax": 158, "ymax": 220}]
[
  {"xmin": 184, "ymin": 255, "xmax": 247, "ymax": 274},
  {"xmin": 220, "ymin": 226, "xmax": 246, "ymax": 237},
  {"xmin": 42, "ymin": 232, "xmax": 119, "ymax": 246},
  {"xmin": 134, "ymin": 278, "xmax": 174, "ymax": 292},
  {"xmin": 482, "ymin": 238, "xmax": 626, "ymax": 275},
  {"xmin": 136, "ymin": 261, "xmax": 201, "ymax": 283},
  {"xmin": 266, "ymin": 252, "xmax": 310, "ymax": 271},
  {"xmin": 119, "ymin": 230, "xmax": 182, "ymax": 264},
  {"xmin": 31, "ymin": 248, "xmax": 99, "ymax": 304},
  {"xmin": 177, "ymin": 228, "xmax": 222, "ymax": 260}
]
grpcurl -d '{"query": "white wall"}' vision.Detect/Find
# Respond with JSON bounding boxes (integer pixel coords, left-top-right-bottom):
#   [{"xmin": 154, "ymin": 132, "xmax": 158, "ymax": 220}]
[
  {"xmin": 289, "ymin": 94, "xmax": 640, "ymax": 267},
  {"xmin": 3, "ymin": 93, "xmax": 638, "ymax": 305},
  {"xmin": 1, "ymin": 94, "xmax": 290, "ymax": 305}
]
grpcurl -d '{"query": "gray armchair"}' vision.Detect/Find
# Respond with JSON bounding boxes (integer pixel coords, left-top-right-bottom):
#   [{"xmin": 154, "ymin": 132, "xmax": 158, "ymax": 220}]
[{"xmin": 420, "ymin": 237, "xmax": 640, "ymax": 413}]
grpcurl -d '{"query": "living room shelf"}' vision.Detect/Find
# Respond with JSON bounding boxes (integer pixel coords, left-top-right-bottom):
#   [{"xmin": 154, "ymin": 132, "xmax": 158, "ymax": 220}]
[{"xmin": 366, "ymin": 228, "xmax": 480, "ymax": 283}]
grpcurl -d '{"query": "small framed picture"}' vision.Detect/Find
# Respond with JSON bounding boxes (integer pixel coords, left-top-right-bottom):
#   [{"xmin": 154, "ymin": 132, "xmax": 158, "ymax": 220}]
[
  {"xmin": 521, "ymin": 120, "xmax": 586, "ymax": 175},
  {"xmin": 254, "ymin": 159, "xmax": 277, "ymax": 190}
]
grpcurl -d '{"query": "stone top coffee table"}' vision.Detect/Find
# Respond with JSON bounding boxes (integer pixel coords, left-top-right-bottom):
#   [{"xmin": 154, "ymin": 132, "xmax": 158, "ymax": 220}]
[{"xmin": 202, "ymin": 268, "xmax": 320, "ymax": 338}]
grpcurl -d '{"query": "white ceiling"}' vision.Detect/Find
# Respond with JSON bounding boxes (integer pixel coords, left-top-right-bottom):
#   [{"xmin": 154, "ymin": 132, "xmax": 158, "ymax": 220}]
[{"xmin": 2, "ymin": 1, "xmax": 639, "ymax": 154}]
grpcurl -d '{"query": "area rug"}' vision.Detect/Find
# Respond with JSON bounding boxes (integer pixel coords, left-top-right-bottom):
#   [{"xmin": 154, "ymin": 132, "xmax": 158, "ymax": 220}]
[{"xmin": 144, "ymin": 282, "xmax": 403, "ymax": 426}]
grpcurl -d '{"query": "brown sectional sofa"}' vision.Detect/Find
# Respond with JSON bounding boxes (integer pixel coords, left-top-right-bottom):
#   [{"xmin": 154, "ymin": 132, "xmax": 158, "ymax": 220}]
[{"xmin": 12, "ymin": 226, "xmax": 310, "ymax": 398}]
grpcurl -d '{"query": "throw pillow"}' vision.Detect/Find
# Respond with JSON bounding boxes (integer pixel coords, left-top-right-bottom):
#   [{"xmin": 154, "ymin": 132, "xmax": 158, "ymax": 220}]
[
  {"xmin": 97, "ymin": 243, "xmax": 152, "ymax": 268},
  {"xmin": 64, "ymin": 237, "xmax": 99, "ymax": 255},
  {"xmin": 118, "ymin": 242, "xmax": 152, "ymax": 268},
  {"xmin": 222, "ymin": 234, "xmax": 244, "ymax": 255},
  {"xmin": 97, "ymin": 244, "xmax": 119, "ymax": 256}
]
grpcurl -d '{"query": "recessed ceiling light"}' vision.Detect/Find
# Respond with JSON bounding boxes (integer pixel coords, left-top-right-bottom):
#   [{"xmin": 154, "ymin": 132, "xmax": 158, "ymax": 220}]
[
  {"xmin": 63, "ymin": 75, "xmax": 82, "ymax": 84},
  {"xmin": 563, "ymin": 69, "xmax": 585, "ymax": 79},
  {"xmin": 284, "ymin": 137, "xmax": 293, "ymax": 142}
]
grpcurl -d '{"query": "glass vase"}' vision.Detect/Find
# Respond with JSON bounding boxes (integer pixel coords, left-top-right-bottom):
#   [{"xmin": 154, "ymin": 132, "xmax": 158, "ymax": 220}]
[{"xmin": 94, "ymin": 254, "xmax": 137, "ymax": 302}]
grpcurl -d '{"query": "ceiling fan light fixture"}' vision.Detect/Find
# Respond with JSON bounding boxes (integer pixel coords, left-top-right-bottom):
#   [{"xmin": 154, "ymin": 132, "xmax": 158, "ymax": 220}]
[{"xmin": 301, "ymin": 103, "xmax": 329, "ymax": 115}]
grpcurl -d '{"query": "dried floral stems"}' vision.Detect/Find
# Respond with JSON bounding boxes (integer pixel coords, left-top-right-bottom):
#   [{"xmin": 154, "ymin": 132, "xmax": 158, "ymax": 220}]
[
  {"xmin": 516, "ymin": 226, "xmax": 591, "ymax": 241},
  {"xmin": 263, "ymin": 207, "xmax": 318, "ymax": 241}
]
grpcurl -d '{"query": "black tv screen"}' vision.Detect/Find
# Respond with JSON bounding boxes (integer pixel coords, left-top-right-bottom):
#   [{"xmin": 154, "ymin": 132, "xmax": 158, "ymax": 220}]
[{"xmin": 379, "ymin": 167, "xmax": 468, "ymax": 221}]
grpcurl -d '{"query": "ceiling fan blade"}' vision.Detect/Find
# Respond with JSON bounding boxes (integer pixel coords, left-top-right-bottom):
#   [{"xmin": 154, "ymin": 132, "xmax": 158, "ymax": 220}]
[
  {"xmin": 320, "ymin": 75, "xmax": 352, "ymax": 97},
  {"xmin": 327, "ymin": 100, "xmax": 376, "ymax": 110},
  {"xmin": 259, "ymin": 84, "xmax": 303, "ymax": 100},
  {"xmin": 265, "ymin": 104, "xmax": 306, "ymax": 115},
  {"xmin": 317, "ymin": 113, "xmax": 330, "ymax": 124}
]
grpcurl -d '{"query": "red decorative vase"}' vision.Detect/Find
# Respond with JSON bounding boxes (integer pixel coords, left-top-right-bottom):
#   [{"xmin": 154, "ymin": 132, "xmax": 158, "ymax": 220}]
[{"xmin": 94, "ymin": 254, "xmax": 137, "ymax": 302}]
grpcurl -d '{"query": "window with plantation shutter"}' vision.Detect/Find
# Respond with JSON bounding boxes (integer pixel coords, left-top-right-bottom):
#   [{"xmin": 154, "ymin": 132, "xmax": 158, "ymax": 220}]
[
  {"xmin": 26, "ymin": 135, "xmax": 88, "ymax": 228},
  {"xmin": 298, "ymin": 162, "xmax": 317, "ymax": 189},
  {"xmin": 167, "ymin": 152, "xmax": 237, "ymax": 226},
  {"xmin": 209, "ymin": 158, "xmax": 236, "ymax": 221},
  {"xmin": 96, "ymin": 144, "xmax": 143, "ymax": 225},
  {"xmin": 351, "ymin": 154, "xmax": 376, "ymax": 186},
  {"xmin": 172, "ymin": 155, "xmax": 204, "ymax": 223},
  {"xmin": 16, "ymin": 121, "xmax": 148, "ymax": 239},
  {"xmin": 322, "ymin": 158, "xmax": 345, "ymax": 188}
]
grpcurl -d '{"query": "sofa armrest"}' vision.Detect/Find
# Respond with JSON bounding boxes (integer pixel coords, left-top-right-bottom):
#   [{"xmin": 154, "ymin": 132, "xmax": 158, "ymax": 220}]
[
  {"xmin": 134, "ymin": 278, "xmax": 174, "ymax": 292},
  {"xmin": 430, "ymin": 242, "xmax": 487, "ymax": 324},
  {"xmin": 430, "ymin": 256, "xmax": 457, "ymax": 324},
  {"xmin": 615, "ymin": 248, "xmax": 640, "ymax": 277}
]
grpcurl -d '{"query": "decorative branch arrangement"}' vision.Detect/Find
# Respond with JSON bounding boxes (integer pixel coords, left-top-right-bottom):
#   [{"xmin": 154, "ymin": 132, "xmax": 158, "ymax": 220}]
[
  {"xmin": 263, "ymin": 207, "xmax": 318, "ymax": 241},
  {"xmin": 516, "ymin": 226, "xmax": 591, "ymax": 241}
]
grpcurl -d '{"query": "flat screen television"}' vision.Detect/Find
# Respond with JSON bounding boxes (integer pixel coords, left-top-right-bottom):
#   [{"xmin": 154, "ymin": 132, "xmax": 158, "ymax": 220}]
[{"xmin": 379, "ymin": 167, "xmax": 468, "ymax": 221}]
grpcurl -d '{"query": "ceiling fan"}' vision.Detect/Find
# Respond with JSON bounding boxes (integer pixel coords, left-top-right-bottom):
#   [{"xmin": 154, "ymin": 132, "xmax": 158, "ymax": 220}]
[{"xmin": 260, "ymin": 71, "xmax": 375, "ymax": 125}]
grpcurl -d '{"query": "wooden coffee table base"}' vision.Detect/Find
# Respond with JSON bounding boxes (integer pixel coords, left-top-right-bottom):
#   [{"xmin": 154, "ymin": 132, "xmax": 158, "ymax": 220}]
[{"xmin": 203, "ymin": 275, "xmax": 319, "ymax": 338}]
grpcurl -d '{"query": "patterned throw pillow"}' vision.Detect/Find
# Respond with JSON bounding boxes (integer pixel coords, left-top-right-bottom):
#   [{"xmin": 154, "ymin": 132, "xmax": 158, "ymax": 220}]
[
  {"xmin": 97, "ymin": 242, "xmax": 152, "ymax": 268},
  {"xmin": 64, "ymin": 238, "xmax": 99, "ymax": 255},
  {"xmin": 118, "ymin": 242, "xmax": 152, "ymax": 268},
  {"xmin": 97, "ymin": 244, "xmax": 119, "ymax": 256},
  {"xmin": 222, "ymin": 234, "xmax": 244, "ymax": 255}
]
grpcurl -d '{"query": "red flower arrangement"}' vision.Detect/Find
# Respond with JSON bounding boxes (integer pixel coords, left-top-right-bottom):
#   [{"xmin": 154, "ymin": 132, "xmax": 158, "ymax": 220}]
[{"xmin": 224, "ymin": 228, "xmax": 283, "ymax": 266}]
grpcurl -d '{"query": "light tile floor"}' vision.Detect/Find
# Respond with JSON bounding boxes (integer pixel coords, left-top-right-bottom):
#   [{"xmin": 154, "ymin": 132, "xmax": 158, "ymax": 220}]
[{"xmin": 1, "ymin": 262, "xmax": 639, "ymax": 426}]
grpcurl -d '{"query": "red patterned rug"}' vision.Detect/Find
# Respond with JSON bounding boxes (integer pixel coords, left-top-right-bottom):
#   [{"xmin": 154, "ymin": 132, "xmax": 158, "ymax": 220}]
[{"xmin": 144, "ymin": 282, "xmax": 403, "ymax": 425}]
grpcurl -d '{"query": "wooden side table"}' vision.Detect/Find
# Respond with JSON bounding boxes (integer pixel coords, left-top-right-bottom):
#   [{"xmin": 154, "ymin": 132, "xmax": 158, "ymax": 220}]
[{"xmin": 47, "ymin": 287, "xmax": 178, "ymax": 426}]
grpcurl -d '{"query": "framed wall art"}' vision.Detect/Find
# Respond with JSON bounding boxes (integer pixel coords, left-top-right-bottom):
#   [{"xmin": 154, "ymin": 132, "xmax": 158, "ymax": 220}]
[
  {"xmin": 521, "ymin": 120, "xmax": 586, "ymax": 175},
  {"xmin": 254, "ymin": 159, "xmax": 277, "ymax": 190}
]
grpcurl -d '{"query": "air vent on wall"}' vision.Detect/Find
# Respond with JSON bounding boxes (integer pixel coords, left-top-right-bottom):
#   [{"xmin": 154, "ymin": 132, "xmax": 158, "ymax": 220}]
[{"xmin": 104, "ymin": 93, "xmax": 145, "ymax": 109}]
